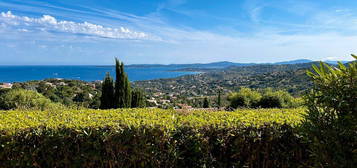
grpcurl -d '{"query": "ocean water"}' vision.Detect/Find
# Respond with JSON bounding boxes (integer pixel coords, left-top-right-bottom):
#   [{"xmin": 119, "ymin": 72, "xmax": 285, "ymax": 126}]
[{"xmin": 0, "ymin": 66, "xmax": 198, "ymax": 83}]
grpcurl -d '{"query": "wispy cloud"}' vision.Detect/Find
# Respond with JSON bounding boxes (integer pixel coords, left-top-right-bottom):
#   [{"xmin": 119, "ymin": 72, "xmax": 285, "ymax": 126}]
[
  {"xmin": 157, "ymin": 0, "xmax": 187, "ymax": 11},
  {"xmin": 0, "ymin": 11, "xmax": 153, "ymax": 40},
  {"xmin": 0, "ymin": 0, "xmax": 357, "ymax": 65}
]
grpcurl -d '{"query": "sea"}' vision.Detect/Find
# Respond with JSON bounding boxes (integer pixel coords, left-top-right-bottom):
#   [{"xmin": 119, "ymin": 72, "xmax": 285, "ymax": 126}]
[{"xmin": 0, "ymin": 66, "xmax": 198, "ymax": 83}]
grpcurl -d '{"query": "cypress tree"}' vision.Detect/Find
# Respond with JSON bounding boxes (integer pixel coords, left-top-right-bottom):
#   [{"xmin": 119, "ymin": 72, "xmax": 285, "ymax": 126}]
[
  {"xmin": 217, "ymin": 90, "xmax": 222, "ymax": 108},
  {"xmin": 100, "ymin": 72, "xmax": 114, "ymax": 109},
  {"xmin": 203, "ymin": 97, "xmax": 209, "ymax": 108},
  {"xmin": 123, "ymin": 73, "xmax": 131, "ymax": 108},
  {"xmin": 114, "ymin": 58, "xmax": 132, "ymax": 108},
  {"xmin": 114, "ymin": 58, "xmax": 124, "ymax": 108},
  {"xmin": 131, "ymin": 88, "xmax": 145, "ymax": 108}
]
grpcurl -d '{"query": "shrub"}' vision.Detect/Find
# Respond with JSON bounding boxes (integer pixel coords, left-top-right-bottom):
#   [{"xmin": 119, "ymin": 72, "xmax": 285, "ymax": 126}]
[
  {"xmin": 303, "ymin": 55, "xmax": 357, "ymax": 167},
  {"xmin": 258, "ymin": 89, "xmax": 298, "ymax": 108},
  {"xmin": 259, "ymin": 94, "xmax": 282, "ymax": 108},
  {"xmin": 0, "ymin": 89, "xmax": 63, "ymax": 110},
  {"xmin": 228, "ymin": 87, "xmax": 261, "ymax": 108},
  {"xmin": 228, "ymin": 88, "xmax": 301, "ymax": 109},
  {"xmin": 228, "ymin": 93, "xmax": 245, "ymax": 108},
  {"xmin": 0, "ymin": 108, "xmax": 308, "ymax": 167},
  {"xmin": 274, "ymin": 90, "xmax": 296, "ymax": 108},
  {"xmin": 202, "ymin": 97, "xmax": 210, "ymax": 108}
]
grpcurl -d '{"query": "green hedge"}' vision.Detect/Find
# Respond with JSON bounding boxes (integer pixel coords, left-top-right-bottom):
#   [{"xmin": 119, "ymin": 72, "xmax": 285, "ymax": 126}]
[
  {"xmin": 0, "ymin": 124, "xmax": 310, "ymax": 168},
  {"xmin": 0, "ymin": 108, "xmax": 308, "ymax": 167}
]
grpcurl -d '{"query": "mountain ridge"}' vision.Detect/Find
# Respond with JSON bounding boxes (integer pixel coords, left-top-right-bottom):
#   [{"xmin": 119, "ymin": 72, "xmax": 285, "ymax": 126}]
[{"xmin": 127, "ymin": 59, "xmax": 351, "ymax": 69}]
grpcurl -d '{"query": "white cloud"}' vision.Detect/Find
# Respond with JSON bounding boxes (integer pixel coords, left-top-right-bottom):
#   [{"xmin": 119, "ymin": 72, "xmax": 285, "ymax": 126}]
[
  {"xmin": 1, "ymin": 2, "xmax": 356, "ymax": 64},
  {"xmin": 0, "ymin": 11, "xmax": 152, "ymax": 40}
]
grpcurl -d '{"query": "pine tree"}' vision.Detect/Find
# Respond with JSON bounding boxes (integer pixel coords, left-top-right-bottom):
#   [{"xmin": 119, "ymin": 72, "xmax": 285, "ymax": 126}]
[
  {"xmin": 100, "ymin": 72, "xmax": 114, "ymax": 109},
  {"xmin": 203, "ymin": 97, "xmax": 209, "ymax": 108}
]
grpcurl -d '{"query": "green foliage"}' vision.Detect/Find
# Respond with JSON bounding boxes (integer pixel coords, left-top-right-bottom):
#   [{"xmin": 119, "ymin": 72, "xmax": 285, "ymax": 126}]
[
  {"xmin": 0, "ymin": 108, "xmax": 308, "ymax": 167},
  {"xmin": 0, "ymin": 108, "xmax": 304, "ymax": 131},
  {"xmin": 228, "ymin": 87, "xmax": 261, "ymax": 108},
  {"xmin": 89, "ymin": 92, "xmax": 101, "ymax": 109},
  {"xmin": 259, "ymin": 89, "xmax": 297, "ymax": 108},
  {"xmin": 73, "ymin": 92, "xmax": 91, "ymax": 107},
  {"xmin": 303, "ymin": 55, "xmax": 357, "ymax": 167},
  {"xmin": 114, "ymin": 58, "xmax": 124, "ymax": 108},
  {"xmin": 0, "ymin": 125, "xmax": 308, "ymax": 168},
  {"xmin": 131, "ymin": 88, "xmax": 145, "ymax": 108},
  {"xmin": 124, "ymin": 73, "xmax": 132, "ymax": 108},
  {"xmin": 217, "ymin": 90, "xmax": 222, "ymax": 107},
  {"xmin": 133, "ymin": 62, "xmax": 314, "ymax": 102},
  {"xmin": 0, "ymin": 88, "xmax": 10, "ymax": 97},
  {"xmin": 12, "ymin": 79, "xmax": 100, "ymax": 108},
  {"xmin": 100, "ymin": 72, "xmax": 114, "ymax": 109},
  {"xmin": 203, "ymin": 97, "xmax": 210, "ymax": 108},
  {"xmin": 228, "ymin": 88, "xmax": 301, "ymax": 109},
  {"xmin": 0, "ymin": 89, "xmax": 63, "ymax": 110},
  {"xmin": 114, "ymin": 58, "xmax": 132, "ymax": 108},
  {"xmin": 259, "ymin": 94, "xmax": 282, "ymax": 108}
]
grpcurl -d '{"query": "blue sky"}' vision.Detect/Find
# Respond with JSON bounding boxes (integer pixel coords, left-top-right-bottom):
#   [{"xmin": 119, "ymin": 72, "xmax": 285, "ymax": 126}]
[{"xmin": 0, "ymin": 0, "xmax": 357, "ymax": 65}]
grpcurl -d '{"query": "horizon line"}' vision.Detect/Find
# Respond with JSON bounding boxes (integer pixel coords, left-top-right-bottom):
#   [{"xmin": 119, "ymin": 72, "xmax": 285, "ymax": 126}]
[{"xmin": 0, "ymin": 59, "xmax": 350, "ymax": 66}]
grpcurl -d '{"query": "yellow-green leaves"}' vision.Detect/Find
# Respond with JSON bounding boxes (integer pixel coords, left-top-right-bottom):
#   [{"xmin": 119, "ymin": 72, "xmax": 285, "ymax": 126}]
[{"xmin": 0, "ymin": 108, "xmax": 305, "ymax": 134}]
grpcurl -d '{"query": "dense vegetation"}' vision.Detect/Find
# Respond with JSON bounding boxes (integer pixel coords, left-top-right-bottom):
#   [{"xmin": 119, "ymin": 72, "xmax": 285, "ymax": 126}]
[
  {"xmin": 133, "ymin": 62, "xmax": 316, "ymax": 97},
  {"xmin": 100, "ymin": 58, "xmax": 145, "ymax": 109},
  {"xmin": 0, "ymin": 108, "xmax": 307, "ymax": 167},
  {"xmin": 0, "ymin": 108, "xmax": 304, "ymax": 132},
  {"xmin": 10, "ymin": 79, "xmax": 101, "ymax": 108},
  {"xmin": 228, "ymin": 88, "xmax": 302, "ymax": 109},
  {"xmin": 302, "ymin": 56, "xmax": 357, "ymax": 167},
  {"xmin": 133, "ymin": 62, "xmax": 315, "ymax": 107},
  {"xmin": 0, "ymin": 89, "xmax": 63, "ymax": 110}
]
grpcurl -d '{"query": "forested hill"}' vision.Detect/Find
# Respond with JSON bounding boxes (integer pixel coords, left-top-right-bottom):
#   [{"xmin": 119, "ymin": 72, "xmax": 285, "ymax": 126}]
[
  {"xmin": 127, "ymin": 59, "xmax": 318, "ymax": 69},
  {"xmin": 127, "ymin": 61, "xmax": 255, "ymax": 69},
  {"xmin": 133, "ymin": 62, "xmax": 320, "ymax": 98}
]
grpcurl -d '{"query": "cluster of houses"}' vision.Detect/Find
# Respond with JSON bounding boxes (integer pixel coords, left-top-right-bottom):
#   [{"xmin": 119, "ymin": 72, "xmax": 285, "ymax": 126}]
[{"xmin": 0, "ymin": 83, "xmax": 12, "ymax": 89}]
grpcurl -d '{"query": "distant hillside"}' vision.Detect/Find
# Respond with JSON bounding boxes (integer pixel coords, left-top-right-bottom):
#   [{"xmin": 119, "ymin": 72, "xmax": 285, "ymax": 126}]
[
  {"xmin": 127, "ymin": 61, "xmax": 255, "ymax": 69},
  {"xmin": 273, "ymin": 59, "xmax": 313, "ymax": 65},
  {"xmin": 133, "ymin": 62, "xmax": 319, "ymax": 98},
  {"xmin": 324, "ymin": 60, "xmax": 349, "ymax": 65},
  {"xmin": 127, "ymin": 59, "xmax": 348, "ymax": 69}
]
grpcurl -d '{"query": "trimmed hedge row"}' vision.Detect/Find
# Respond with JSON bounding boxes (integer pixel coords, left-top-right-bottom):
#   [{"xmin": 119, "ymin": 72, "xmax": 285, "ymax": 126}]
[
  {"xmin": 0, "ymin": 108, "xmax": 308, "ymax": 167},
  {"xmin": 0, "ymin": 124, "xmax": 310, "ymax": 168}
]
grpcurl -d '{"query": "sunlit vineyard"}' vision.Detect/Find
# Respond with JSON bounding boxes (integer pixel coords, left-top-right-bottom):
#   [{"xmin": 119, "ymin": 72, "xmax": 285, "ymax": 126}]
[{"xmin": 0, "ymin": 108, "xmax": 304, "ymax": 133}]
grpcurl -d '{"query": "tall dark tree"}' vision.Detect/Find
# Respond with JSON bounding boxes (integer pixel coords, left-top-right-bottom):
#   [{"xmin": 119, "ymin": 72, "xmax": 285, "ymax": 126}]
[
  {"xmin": 114, "ymin": 59, "xmax": 124, "ymax": 108},
  {"xmin": 217, "ymin": 90, "xmax": 222, "ymax": 108},
  {"xmin": 100, "ymin": 72, "xmax": 114, "ymax": 109},
  {"xmin": 123, "ymin": 73, "xmax": 132, "ymax": 108},
  {"xmin": 203, "ymin": 97, "xmax": 210, "ymax": 108},
  {"xmin": 114, "ymin": 58, "xmax": 132, "ymax": 108},
  {"xmin": 131, "ymin": 88, "xmax": 145, "ymax": 108}
]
